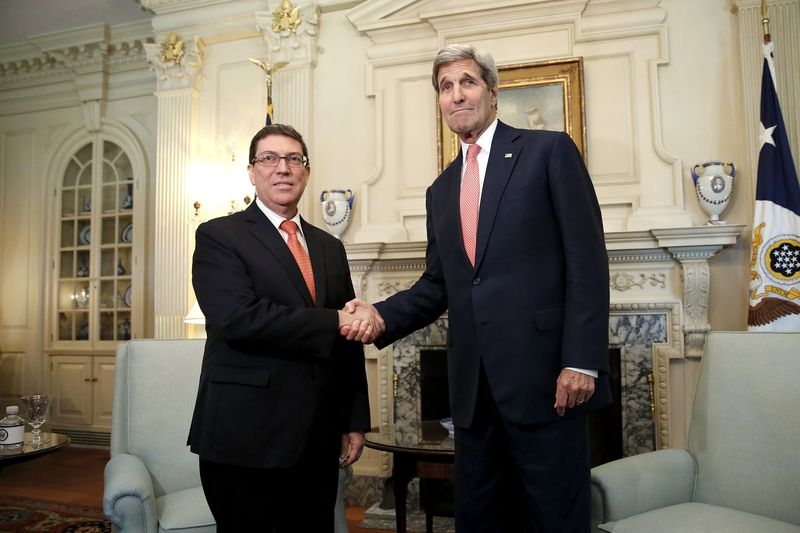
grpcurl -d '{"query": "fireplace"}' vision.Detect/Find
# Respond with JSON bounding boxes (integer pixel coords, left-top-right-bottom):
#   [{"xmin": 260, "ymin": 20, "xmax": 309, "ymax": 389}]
[
  {"xmin": 344, "ymin": 225, "xmax": 743, "ymax": 504},
  {"xmin": 399, "ymin": 325, "xmax": 662, "ymax": 465}
]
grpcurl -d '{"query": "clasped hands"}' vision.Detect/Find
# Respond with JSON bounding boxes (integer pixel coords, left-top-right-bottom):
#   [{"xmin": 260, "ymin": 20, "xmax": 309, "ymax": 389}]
[{"xmin": 337, "ymin": 299, "xmax": 384, "ymax": 344}]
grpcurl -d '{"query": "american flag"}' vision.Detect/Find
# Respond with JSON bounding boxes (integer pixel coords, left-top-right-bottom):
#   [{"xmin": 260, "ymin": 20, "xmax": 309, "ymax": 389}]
[{"xmin": 747, "ymin": 41, "xmax": 800, "ymax": 331}]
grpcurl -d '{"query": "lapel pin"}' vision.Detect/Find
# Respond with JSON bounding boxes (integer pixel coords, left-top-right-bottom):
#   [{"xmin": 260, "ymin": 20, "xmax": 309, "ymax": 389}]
[{"xmin": 504, "ymin": 153, "xmax": 513, "ymax": 158}]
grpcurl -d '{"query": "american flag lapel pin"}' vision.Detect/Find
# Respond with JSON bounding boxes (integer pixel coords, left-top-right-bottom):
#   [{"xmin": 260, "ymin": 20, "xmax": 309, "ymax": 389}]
[{"xmin": 504, "ymin": 153, "xmax": 513, "ymax": 158}]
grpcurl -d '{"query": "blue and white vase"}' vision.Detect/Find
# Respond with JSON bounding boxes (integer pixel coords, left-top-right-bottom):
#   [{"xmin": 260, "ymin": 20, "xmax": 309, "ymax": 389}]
[
  {"xmin": 320, "ymin": 189, "xmax": 353, "ymax": 239},
  {"xmin": 690, "ymin": 160, "xmax": 735, "ymax": 225}
]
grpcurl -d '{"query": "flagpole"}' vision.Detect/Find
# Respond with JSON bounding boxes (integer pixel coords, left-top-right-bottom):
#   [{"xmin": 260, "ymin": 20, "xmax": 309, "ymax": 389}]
[
  {"xmin": 248, "ymin": 58, "xmax": 288, "ymax": 125},
  {"xmin": 761, "ymin": 0, "xmax": 771, "ymax": 43}
]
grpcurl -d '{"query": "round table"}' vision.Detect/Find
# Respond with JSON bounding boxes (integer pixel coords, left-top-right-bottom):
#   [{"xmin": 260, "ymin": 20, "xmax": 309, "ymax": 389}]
[
  {"xmin": 0, "ymin": 432, "xmax": 71, "ymax": 472},
  {"xmin": 365, "ymin": 420, "xmax": 454, "ymax": 533}
]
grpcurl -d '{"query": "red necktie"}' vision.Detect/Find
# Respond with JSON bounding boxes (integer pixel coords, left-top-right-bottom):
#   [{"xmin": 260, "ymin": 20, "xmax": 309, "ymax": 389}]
[
  {"xmin": 460, "ymin": 144, "xmax": 481, "ymax": 266},
  {"xmin": 279, "ymin": 220, "xmax": 316, "ymax": 303}
]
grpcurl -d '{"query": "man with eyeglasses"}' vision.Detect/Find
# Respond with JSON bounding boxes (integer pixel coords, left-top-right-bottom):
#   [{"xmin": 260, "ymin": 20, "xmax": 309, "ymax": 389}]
[{"xmin": 188, "ymin": 124, "xmax": 382, "ymax": 532}]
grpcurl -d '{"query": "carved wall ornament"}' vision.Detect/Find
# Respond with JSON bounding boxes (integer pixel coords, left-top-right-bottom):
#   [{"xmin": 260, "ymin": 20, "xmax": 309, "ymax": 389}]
[
  {"xmin": 610, "ymin": 272, "xmax": 667, "ymax": 292},
  {"xmin": 144, "ymin": 35, "xmax": 205, "ymax": 91},
  {"xmin": 674, "ymin": 257, "xmax": 711, "ymax": 358},
  {"xmin": 256, "ymin": 2, "xmax": 320, "ymax": 63},
  {"xmin": 376, "ymin": 280, "xmax": 416, "ymax": 297},
  {"xmin": 273, "ymin": 0, "xmax": 302, "ymax": 34},
  {"xmin": 159, "ymin": 33, "xmax": 185, "ymax": 65}
]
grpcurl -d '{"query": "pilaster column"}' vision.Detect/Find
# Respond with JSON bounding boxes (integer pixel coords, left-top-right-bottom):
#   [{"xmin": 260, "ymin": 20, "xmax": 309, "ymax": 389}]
[
  {"xmin": 145, "ymin": 36, "xmax": 205, "ymax": 338},
  {"xmin": 255, "ymin": 1, "xmax": 320, "ymax": 217}
]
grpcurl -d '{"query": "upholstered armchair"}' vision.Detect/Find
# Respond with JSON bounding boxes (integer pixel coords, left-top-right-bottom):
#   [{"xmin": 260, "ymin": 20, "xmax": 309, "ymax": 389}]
[
  {"xmin": 103, "ymin": 339, "xmax": 215, "ymax": 533},
  {"xmin": 591, "ymin": 331, "xmax": 800, "ymax": 532},
  {"xmin": 103, "ymin": 339, "xmax": 352, "ymax": 533}
]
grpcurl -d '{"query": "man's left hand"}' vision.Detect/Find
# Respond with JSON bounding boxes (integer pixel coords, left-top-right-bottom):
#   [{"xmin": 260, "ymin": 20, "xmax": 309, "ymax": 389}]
[
  {"xmin": 339, "ymin": 431, "xmax": 366, "ymax": 468},
  {"xmin": 553, "ymin": 369, "xmax": 595, "ymax": 416}
]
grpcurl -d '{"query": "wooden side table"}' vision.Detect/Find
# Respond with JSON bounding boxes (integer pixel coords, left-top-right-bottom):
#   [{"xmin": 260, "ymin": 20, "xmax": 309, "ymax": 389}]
[{"xmin": 365, "ymin": 421, "xmax": 454, "ymax": 533}]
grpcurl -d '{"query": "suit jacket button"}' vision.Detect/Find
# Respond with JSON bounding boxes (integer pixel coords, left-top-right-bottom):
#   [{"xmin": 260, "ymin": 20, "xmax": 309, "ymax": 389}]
[{"xmin": 473, "ymin": 278, "xmax": 481, "ymax": 285}]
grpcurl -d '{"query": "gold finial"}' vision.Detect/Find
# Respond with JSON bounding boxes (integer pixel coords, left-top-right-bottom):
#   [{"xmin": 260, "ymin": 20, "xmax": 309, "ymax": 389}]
[
  {"xmin": 272, "ymin": 0, "xmax": 302, "ymax": 34},
  {"xmin": 247, "ymin": 59, "xmax": 289, "ymax": 93},
  {"xmin": 249, "ymin": 58, "xmax": 288, "ymax": 123},
  {"xmin": 160, "ymin": 33, "xmax": 185, "ymax": 64},
  {"xmin": 761, "ymin": 0, "xmax": 771, "ymax": 43}
]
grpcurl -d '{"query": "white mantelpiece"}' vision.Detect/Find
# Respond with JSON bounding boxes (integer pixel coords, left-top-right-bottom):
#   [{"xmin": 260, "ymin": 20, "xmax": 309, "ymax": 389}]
[{"xmin": 347, "ymin": 224, "xmax": 745, "ymax": 478}]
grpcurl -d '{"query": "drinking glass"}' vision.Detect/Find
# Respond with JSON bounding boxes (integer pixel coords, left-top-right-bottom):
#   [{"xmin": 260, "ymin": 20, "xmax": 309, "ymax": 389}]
[{"xmin": 20, "ymin": 394, "xmax": 50, "ymax": 445}]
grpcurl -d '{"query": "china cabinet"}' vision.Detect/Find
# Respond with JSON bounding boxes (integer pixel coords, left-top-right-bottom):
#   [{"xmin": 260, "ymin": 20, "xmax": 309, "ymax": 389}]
[{"xmin": 46, "ymin": 137, "xmax": 143, "ymax": 437}]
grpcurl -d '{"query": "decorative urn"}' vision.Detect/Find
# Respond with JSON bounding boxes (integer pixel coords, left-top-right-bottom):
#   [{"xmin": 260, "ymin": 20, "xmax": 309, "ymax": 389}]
[
  {"xmin": 690, "ymin": 160, "xmax": 735, "ymax": 225},
  {"xmin": 320, "ymin": 189, "xmax": 354, "ymax": 239}
]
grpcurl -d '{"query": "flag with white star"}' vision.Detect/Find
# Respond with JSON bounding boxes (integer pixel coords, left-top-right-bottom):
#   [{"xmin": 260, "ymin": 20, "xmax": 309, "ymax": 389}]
[{"xmin": 747, "ymin": 41, "xmax": 800, "ymax": 331}]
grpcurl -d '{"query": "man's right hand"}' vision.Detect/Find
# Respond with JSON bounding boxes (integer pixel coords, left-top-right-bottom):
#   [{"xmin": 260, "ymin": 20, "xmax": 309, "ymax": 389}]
[{"xmin": 338, "ymin": 299, "xmax": 384, "ymax": 343}]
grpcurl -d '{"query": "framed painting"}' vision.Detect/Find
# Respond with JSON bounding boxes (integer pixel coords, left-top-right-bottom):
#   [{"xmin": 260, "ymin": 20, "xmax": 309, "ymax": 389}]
[{"xmin": 437, "ymin": 57, "xmax": 586, "ymax": 172}]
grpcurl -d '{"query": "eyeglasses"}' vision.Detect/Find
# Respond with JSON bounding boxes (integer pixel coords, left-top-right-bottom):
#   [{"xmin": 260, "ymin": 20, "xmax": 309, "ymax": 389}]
[{"xmin": 251, "ymin": 152, "xmax": 309, "ymax": 168}]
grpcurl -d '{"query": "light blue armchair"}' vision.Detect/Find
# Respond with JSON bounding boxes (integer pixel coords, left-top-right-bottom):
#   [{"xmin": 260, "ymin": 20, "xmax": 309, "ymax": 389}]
[
  {"xmin": 103, "ymin": 339, "xmax": 352, "ymax": 533},
  {"xmin": 591, "ymin": 331, "xmax": 800, "ymax": 532}
]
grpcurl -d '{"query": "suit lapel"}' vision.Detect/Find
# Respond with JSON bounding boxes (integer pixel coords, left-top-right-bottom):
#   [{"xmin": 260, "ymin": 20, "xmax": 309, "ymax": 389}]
[
  {"xmin": 441, "ymin": 156, "xmax": 471, "ymax": 266},
  {"xmin": 245, "ymin": 203, "xmax": 315, "ymax": 307},
  {"xmin": 475, "ymin": 121, "xmax": 521, "ymax": 271}
]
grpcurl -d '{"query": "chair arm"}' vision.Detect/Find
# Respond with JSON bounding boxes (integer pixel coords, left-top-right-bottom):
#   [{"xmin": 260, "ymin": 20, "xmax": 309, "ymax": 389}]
[
  {"xmin": 334, "ymin": 465, "xmax": 353, "ymax": 533},
  {"xmin": 591, "ymin": 449, "xmax": 695, "ymax": 527},
  {"xmin": 103, "ymin": 453, "xmax": 159, "ymax": 533}
]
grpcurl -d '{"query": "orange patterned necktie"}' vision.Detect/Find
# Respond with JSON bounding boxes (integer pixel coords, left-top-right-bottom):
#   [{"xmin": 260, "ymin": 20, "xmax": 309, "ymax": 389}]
[
  {"xmin": 279, "ymin": 220, "xmax": 316, "ymax": 303},
  {"xmin": 460, "ymin": 144, "xmax": 481, "ymax": 266}
]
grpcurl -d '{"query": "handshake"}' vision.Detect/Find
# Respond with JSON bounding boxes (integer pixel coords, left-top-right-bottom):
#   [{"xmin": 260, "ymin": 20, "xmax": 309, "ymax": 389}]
[{"xmin": 337, "ymin": 299, "xmax": 384, "ymax": 344}]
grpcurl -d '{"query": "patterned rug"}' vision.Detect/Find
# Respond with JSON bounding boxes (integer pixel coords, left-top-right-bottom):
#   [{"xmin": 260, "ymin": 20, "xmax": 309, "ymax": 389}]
[
  {"xmin": 359, "ymin": 503, "xmax": 455, "ymax": 533},
  {"xmin": 0, "ymin": 496, "xmax": 110, "ymax": 533}
]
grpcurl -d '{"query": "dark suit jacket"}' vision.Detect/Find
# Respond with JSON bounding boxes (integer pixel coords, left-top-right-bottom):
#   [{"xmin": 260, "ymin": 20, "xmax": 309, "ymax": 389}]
[
  {"xmin": 376, "ymin": 121, "xmax": 611, "ymax": 427},
  {"xmin": 188, "ymin": 202, "xmax": 370, "ymax": 468}
]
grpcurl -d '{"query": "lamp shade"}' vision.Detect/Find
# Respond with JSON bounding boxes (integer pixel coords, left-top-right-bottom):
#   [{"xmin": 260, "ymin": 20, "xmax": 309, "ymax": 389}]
[{"xmin": 183, "ymin": 300, "xmax": 206, "ymax": 325}]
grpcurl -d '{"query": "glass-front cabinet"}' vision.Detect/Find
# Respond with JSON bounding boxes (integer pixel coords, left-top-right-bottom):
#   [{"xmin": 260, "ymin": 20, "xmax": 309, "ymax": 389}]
[{"xmin": 52, "ymin": 139, "xmax": 139, "ymax": 349}]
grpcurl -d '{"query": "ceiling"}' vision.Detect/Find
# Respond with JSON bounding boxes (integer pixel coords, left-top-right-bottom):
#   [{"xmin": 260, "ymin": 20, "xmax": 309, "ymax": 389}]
[{"xmin": 0, "ymin": 0, "xmax": 152, "ymax": 47}]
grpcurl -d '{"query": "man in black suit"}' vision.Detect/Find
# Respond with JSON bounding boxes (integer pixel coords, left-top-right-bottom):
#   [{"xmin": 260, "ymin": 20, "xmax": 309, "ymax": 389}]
[
  {"xmin": 345, "ymin": 45, "xmax": 611, "ymax": 532},
  {"xmin": 188, "ymin": 124, "xmax": 379, "ymax": 532}
]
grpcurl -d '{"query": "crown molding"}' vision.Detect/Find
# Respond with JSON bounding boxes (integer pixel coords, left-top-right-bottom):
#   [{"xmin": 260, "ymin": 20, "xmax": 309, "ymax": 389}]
[{"xmin": 0, "ymin": 21, "xmax": 155, "ymax": 116}]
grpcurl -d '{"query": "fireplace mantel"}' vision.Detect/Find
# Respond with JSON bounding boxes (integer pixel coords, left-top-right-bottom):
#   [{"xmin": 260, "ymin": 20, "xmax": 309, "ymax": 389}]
[{"xmin": 345, "ymin": 225, "xmax": 746, "ymax": 479}]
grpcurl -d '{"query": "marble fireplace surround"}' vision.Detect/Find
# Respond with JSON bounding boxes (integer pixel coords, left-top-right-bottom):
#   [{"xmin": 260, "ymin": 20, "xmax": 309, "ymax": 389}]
[{"xmin": 345, "ymin": 224, "xmax": 745, "ymax": 477}]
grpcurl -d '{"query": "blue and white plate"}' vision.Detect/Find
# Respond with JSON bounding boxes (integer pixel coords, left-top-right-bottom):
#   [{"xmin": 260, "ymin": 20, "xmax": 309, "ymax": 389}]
[
  {"xmin": 121, "ymin": 223, "xmax": 133, "ymax": 243},
  {"xmin": 78, "ymin": 225, "xmax": 91, "ymax": 245}
]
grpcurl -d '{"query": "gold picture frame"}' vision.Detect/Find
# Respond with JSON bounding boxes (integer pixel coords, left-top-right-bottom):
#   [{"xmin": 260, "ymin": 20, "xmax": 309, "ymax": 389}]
[{"xmin": 437, "ymin": 57, "xmax": 586, "ymax": 172}]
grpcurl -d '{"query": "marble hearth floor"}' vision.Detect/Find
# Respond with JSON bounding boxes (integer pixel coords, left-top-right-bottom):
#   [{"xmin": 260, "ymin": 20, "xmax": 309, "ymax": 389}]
[{"xmin": 0, "ymin": 446, "xmax": 395, "ymax": 532}]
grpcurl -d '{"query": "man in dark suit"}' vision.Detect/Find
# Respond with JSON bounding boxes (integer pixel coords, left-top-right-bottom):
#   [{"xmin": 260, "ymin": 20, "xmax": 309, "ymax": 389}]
[
  {"xmin": 188, "ymin": 124, "xmax": 377, "ymax": 532},
  {"xmin": 345, "ymin": 45, "xmax": 611, "ymax": 532}
]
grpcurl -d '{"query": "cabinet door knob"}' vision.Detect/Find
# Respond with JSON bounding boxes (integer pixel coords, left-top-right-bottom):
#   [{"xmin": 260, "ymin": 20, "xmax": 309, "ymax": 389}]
[
  {"xmin": 92, "ymin": 377, "xmax": 99, "ymax": 382},
  {"xmin": 84, "ymin": 378, "xmax": 92, "ymax": 382}
]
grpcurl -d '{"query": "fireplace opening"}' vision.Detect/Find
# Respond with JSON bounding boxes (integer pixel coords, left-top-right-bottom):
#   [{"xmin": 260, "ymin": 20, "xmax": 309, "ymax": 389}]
[
  {"xmin": 420, "ymin": 347, "xmax": 627, "ymax": 467},
  {"xmin": 588, "ymin": 347, "xmax": 624, "ymax": 467},
  {"xmin": 420, "ymin": 349, "xmax": 450, "ymax": 421},
  {"xmin": 419, "ymin": 349, "xmax": 454, "ymax": 519}
]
